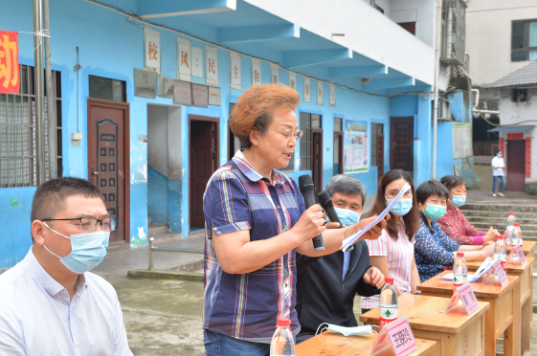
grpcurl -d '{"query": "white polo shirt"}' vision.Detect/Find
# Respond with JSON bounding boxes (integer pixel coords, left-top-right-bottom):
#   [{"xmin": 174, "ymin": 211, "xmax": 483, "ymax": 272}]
[
  {"xmin": 0, "ymin": 249, "xmax": 133, "ymax": 356},
  {"xmin": 491, "ymin": 156, "xmax": 505, "ymax": 176}
]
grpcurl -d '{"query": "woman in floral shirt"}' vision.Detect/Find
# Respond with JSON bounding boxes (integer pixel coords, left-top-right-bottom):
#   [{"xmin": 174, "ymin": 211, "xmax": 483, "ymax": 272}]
[
  {"xmin": 414, "ymin": 180, "xmax": 494, "ymax": 282},
  {"xmin": 437, "ymin": 175, "xmax": 499, "ymax": 245}
]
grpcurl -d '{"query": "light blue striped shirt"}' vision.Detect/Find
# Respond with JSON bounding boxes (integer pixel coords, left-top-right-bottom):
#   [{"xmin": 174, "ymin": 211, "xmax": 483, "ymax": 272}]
[{"xmin": 0, "ymin": 248, "xmax": 132, "ymax": 356}]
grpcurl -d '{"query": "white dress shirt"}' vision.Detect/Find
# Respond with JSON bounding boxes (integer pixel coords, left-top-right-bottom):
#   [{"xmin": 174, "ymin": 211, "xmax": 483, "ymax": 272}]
[
  {"xmin": 491, "ymin": 156, "xmax": 505, "ymax": 176},
  {"xmin": 0, "ymin": 248, "xmax": 132, "ymax": 356}
]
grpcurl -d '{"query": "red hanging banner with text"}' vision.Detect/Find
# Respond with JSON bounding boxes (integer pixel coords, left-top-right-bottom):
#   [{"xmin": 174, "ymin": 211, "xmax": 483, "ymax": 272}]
[
  {"xmin": 526, "ymin": 137, "xmax": 531, "ymax": 178},
  {"xmin": 0, "ymin": 31, "xmax": 19, "ymax": 94}
]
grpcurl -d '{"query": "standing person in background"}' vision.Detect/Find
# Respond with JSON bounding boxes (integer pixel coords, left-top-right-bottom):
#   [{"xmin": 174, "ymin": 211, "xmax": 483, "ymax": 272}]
[
  {"xmin": 202, "ymin": 84, "xmax": 387, "ymax": 356},
  {"xmin": 296, "ymin": 175, "xmax": 384, "ymax": 343},
  {"xmin": 438, "ymin": 175, "xmax": 499, "ymax": 245},
  {"xmin": 491, "ymin": 150, "xmax": 506, "ymax": 197},
  {"xmin": 361, "ymin": 170, "xmax": 422, "ymax": 314}
]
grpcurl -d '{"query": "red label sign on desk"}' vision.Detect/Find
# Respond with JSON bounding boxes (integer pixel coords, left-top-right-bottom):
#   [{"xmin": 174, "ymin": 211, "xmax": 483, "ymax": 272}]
[
  {"xmin": 514, "ymin": 245, "xmax": 527, "ymax": 264},
  {"xmin": 445, "ymin": 283, "xmax": 479, "ymax": 315},
  {"xmin": 370, "ymin": 316, "xmax": 418, "ymax": 356},
  {"xmin": 492, "ymin": 259, "xmax": 508, "ymax": 286}
]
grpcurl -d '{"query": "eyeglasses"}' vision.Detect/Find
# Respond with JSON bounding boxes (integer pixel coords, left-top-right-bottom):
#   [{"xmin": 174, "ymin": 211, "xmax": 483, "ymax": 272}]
[
  {"xmin": 42, "ymin": 217, "xmax": 117, "ymax": 232},
  {"xmin": 274, "ymin": 129, "xmax": 303, "ymax": 140}
]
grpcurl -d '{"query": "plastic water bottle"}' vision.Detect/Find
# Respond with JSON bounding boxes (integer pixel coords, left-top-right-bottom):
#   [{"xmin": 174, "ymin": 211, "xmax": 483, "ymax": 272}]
[
  {"xmin": 453, "ymin": 252, "xmax": 468, "ymax": 291},
  {"xmin": 509, "ymin": 244, "xmax": 521, "ymax": 265},
  {"xmin": 494, "ymin": 235, "xmax": 507, "ymax": 270},
  {"xmin": 513, "ymin": 223, "xmax": 523, "ymax": 246},
  {"xmin": 379, "ymin": 277, "xmax": 398, "ymax": 329},
  {"xmin": 507, "ymin": 212, "xmax": 516, "ymax": 228},
  {"xmin": 270, "ymin": 318, "xmax": 295, "ymax": 356},
  {"xmin": 505, "ymin": 212, "xmax": 516, "ymax": 244}
]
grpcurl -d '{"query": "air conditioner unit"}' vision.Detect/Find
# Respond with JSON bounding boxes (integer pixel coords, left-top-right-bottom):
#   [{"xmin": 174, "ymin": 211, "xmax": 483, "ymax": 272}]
[{"xmin": 440, "ymin": 0, "xmax": 467, "ymax": 67}]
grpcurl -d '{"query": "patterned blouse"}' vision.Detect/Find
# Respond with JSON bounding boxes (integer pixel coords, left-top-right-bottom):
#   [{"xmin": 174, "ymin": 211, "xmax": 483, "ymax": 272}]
[
  {"xmin": 436, "ymin": 204, "xmax": 485, "ymax": 245},
  {"xmin": 415, "ymin": 214, "xmax": 460, "ymax": 282}
]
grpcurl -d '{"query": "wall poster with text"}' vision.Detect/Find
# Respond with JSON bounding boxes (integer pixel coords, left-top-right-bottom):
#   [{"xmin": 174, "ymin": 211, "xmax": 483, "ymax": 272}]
[
  {"xmin": 452, "ymin": 122, "xmax": 472, "ymax": 159},
  {"xmin": 344, "ymin": 120, "xmax": 369, "ymax": 173}
]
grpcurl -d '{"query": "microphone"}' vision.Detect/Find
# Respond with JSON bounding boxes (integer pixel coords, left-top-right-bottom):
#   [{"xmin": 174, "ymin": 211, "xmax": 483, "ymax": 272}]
[
  {"xmin": 298, "ymin": 174, "xmax": 325, "ymax": 251},
  {"xmin": 318, "ymin": 190, "xmax": 353, "ymax": 251}
]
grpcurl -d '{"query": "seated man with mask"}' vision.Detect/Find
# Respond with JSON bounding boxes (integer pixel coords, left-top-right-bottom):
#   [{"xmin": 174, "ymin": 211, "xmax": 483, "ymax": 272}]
[
  {"xmin": 296, "ymin": 175, "xmax": 384, "ymax": 342},
  {"xmin": 0, "ymin": 177, "xmax": 132, "ymax": 355}
]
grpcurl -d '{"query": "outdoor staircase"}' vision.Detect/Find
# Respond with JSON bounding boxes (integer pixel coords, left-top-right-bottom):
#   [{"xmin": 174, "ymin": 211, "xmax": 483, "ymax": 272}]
[{"xmin": 461, "ymin": 204, "xmax": 537, "ymax": 240}]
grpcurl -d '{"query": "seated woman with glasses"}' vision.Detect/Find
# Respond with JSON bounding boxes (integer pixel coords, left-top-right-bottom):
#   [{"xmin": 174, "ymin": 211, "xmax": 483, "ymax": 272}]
[
  {"xmin": 414, "ymin": 180, "xmax": 494, "ymax": 282},
  {"xmin": 437, "ymin": 175, "xmax": 498, "ymax": 245}
]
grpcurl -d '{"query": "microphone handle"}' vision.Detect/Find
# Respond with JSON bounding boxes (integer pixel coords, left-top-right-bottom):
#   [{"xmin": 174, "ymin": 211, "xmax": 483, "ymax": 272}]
[{"xmin": 301, "ymin": 190, "xmax": 325, "ymax": 251}]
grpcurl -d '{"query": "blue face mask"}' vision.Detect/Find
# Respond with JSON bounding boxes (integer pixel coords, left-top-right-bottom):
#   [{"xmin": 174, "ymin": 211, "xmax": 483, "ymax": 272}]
[
  {"xmin": 43, "ymin": 223, "xmax": 110, "ymax": 274},
  {"xmin": 386, "ymin": 197, "xmax": 413, "ymax": 216},
  {"xmin": 422, "ymin": 203, "xmax": 447, "ymax": 220},
  {"xmin": 334, "ymin": 207, "xmax": 361, "ymax": 226},
  {"xmin": 498, "ymin": 154, "xmax": 502, "ymax": 158},
  {"xmin": 449, "ymin": 194, "xmax": 466, "ymax": 208}
]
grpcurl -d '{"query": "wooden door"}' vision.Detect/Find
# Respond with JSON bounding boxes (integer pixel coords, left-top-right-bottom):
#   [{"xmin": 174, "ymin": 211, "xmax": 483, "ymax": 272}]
[
  {"xmin": 312, "ymin": 129, "xmax": 323, "ymax": 193},
  {"xmin": 390, "ymin": 117, "xmax": 413, "ymax": 174},
  {"xmin": 189, "ymin": 116, "xmax": 219, "ymax": 228},
  {"xmin": 333, "ymin": 132, "xmax": 343, "ymax": 175},
  {"xmin": 507, "ymin": 140, "xmax": 525, "ymax": 192},
  {"xmin": 377, "ymin": 134, "xmax": 385, "ymax": 180},
  {"xmin": 87, "ymin": 98, "xmax": 130, "ymax": 244}
]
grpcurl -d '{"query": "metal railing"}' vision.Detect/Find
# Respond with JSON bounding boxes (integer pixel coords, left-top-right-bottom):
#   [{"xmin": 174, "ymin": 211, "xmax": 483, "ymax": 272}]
[{"xmin": 148, "ymin": 237, "xmax": 204, "ymax": 270}]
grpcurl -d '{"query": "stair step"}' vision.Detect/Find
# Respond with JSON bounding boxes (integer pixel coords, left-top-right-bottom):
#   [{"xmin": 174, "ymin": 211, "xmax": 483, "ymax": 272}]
[
  {"xmin": 461, "ymin": 204, "xmax": 537, "ymax": 213},
  {"xmin": 468, "ymin": 223, "xmax": 537, "ymax": 236},
  {"xmin": 461, "ymin": 210, "xmax": 536, "ymax": 219},
  {"xmin": 148, "ymin": 224, "xmax": 169, "ymax": 237},
  {"xmin": 463, "ymin": 216, "xmax": 537, "ymax": 225}
]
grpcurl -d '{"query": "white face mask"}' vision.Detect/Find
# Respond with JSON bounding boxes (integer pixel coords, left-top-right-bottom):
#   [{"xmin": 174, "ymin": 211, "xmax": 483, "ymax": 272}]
[{"xmin": 316, "ymin": 322, "xmax": 373, "ymax": 337}]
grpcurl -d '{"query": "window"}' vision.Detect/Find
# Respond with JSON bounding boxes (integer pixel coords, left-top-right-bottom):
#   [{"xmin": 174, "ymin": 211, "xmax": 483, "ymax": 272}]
[
  {"xmin": 300, "ymin": 113, "xmax": 321, "ymax": 171},
  {"xmin": 0, "ymin": 65, "xmax": 62, "ymax": 187},
  {"xmin": 228, "ymin": 103, "xmax": 242, "ymax": 160},
  {"xmin": 511, "ymin": 20, "xmax": 537, "ymax": 62},
  {"xmin": 89, "ymin": 75, "xmax": 126, "ymax": 102},
  {"xmin": 334, "ymin": 118, "xmax": 343, "ymax": 175},
  {"xmin": 512, "ymin": 88, "xmax": 528, "ymax": 102}
]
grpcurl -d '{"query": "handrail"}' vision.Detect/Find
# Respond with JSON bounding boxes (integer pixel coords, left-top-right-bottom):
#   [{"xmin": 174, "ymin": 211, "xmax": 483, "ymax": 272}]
[{"xmin": 148, "ymin": 237, "xmax": 204, "ymax": 270}]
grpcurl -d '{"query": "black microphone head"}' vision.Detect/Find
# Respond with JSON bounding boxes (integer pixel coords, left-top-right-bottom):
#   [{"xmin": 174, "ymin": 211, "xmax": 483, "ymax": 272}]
[
  {"xmin": 317, "ymin": 191, "xmax": 333, "ymax": 208},
  {"xmin": 298, "ymin": 174, "xmax": 314, "ymax": 192}
]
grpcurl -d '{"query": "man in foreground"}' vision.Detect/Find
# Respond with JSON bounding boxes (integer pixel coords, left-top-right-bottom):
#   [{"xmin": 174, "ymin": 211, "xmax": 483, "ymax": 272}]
[
  {"xmin": 0, "ymin": 177, "xmax": 132, "ymax": 355},
  {"xmin": 296, "ymin": 174, "xmax": 384, "ymax": 342}
]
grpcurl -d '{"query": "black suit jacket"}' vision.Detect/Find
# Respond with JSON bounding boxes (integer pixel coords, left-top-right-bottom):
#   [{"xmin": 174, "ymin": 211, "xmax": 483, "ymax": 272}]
[{"xmin": 296, "ymin": 240, "xmax": 381, "ymax": 337}]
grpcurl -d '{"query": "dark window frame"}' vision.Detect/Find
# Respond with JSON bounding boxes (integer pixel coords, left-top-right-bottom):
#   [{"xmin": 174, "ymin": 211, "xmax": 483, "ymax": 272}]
[{"xmin": 511, "ymin": 19, "xmax": 537, "ymax": 62}]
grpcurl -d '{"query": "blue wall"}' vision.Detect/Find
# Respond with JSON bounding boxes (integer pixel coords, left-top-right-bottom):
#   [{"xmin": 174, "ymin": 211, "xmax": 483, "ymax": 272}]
[{"xmin": 147, "ymin": 166, "xmax": 169, "ymax": 224}]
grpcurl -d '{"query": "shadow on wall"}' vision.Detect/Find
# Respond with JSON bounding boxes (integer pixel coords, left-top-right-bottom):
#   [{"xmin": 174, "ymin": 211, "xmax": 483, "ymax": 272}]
[{"xmin": 455, "ymin": 157, "xmax": 479, "ymax": 189}]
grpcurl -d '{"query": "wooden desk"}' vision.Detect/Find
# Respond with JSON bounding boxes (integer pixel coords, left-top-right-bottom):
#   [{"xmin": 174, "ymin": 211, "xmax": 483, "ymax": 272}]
[
  {"xmin": 359, "ymin": 294, "xmax": 489, "ymax": 356},
  {"xmin": 296, "ymin": 331, "xmax": 437, "ymax": 356},
  {"xmin": 467, "ymin": 257, "xmax": 534, "ymax": 356},
  {"xmin": 506, "ymin": 240, "xmax": 536, "ymax": 258},
  {"xmin": 417, "ymin": 271, "xmax": 519, "ymax": 356}
]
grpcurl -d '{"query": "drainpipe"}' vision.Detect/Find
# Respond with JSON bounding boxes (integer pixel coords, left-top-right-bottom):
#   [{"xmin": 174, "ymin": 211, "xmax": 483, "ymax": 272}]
[
  {"xmin": 432, "ymin": 0, "xmax": 443, "ymax": 180},
  {"xmin": 33, "ymin": 0, "xmax": 46, "ymax": 186},
  {"xmin": 43, "ymin": 0, "xmax": 57, "ymax": 179}
]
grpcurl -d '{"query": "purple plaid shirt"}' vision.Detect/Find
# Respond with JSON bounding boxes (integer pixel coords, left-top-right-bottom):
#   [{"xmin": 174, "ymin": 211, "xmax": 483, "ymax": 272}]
[{"xmin": 203, "ymin": 150, "xmax": 305, "ymax": 343}]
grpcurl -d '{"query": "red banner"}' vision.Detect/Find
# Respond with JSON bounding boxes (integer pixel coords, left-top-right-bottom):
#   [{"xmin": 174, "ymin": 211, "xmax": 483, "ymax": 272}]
[
  {"xmin": 0, "ymin": 31, "xmax": 19, "ymax": 94},
  {"xmin": 507, "ymin": 133, "xmax": 523, "ymax": 140},
  {"xmin": 526, "ymin": 137, "xmax": 531, "ymax": 178},
  {"xmin": 499, "ymin": 138, "xmax": 504, "ymax": 153}
]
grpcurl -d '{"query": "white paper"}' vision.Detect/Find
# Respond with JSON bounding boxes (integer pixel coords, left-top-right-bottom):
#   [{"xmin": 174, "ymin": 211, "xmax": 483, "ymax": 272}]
[
  {"xmin": 341, "ymin": 184, "xmax": 410, "ymax": 252},
  {"xmin": 289, "ymin": 72, "xmax": 296, "ymax": 90},
  {"xmin": 317, "ymin": 80, "xmax": 324, "ymax": 105},
  {"xmin": 441, "ymin": 257, "xmax": 493, "ymax": 282},
  {"xmin": 304, "ymin": 77, "xmax": 311, "ymax": 102},
  {"xmin": 230, "ymin": 52, "xmax": 241, "ymax": 90},
  {"xmin": 329, "ymin": 83, "xmax": 336, "ymax": 106},
  {"xmin": 205, "ymin": 46, "xmax": 219, "ymax": 86},
  {"xmin": 177, "ymin": 38, "xmax": 191, "ymax": 82},
  {"xmin": 192, "ymin": 47, "xmax": 203, "ymax": 78},
  {"xmin": 251, "ymin": 58, "xmax": 261, "ymax": 85},
  {"xmin": 270, "ymin": 63, "xmax": 279, "ymax": 84},
  {"xmin": 144, "ymin": 27, "xmax": 161, "ymax": 74}
]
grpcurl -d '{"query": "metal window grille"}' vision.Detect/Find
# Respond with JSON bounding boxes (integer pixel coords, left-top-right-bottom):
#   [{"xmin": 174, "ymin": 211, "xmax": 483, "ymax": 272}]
[
  {"xmin": 0, "ymin": 65, "xmax": 62, "ymax": 187},
  {"xmin": 300, "ymin": 112, "xmax": 312, "ymax": 171}
]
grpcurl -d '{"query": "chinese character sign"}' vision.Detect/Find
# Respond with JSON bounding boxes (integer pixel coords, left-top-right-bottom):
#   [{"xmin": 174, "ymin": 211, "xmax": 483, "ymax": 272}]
[
  {"xmin": 344, "ymin": 120, "xmax": 369, "ymax": 173},
  {"xmin": 0, "ymin": 31, "xmax": 19, "ymax": 94},
  {"xmin": 144, "ymin": 27, "xmax": 161, "ymax": 75},
  {"xmin": 270, "ymin": 63, "xmax": 279, "ymax": 84},
  {"xmin": 289, "ymin": 72, "xmax": 296, "ymax": 90},
  {"xmin": 304, "ymin": 77, "xmax": 311, "ymax": 102},
  {"xmin": 205, "ymin": 46, "xmax": 218, "ymax": 86},
  {"xmin": 177, "ymin": 38, "xmax": 191, "ymax": 82},
  {"xmin": 230, "ymin": 52, "xmax": 241, "ymax": 90},
  {"xmin": 329, "ymin": 83, "xmax": 336, "ymax": 106},
  {"xmin": 317, "ymin": 80, "xmax": 324, "ymax": 105},
  {"xmin": 251, "ymin": 58, "xmax": 261, "ymax": 85},
  {"xmin": 192, "ymin": 47, "xmax": 203, "ymax": 78}
]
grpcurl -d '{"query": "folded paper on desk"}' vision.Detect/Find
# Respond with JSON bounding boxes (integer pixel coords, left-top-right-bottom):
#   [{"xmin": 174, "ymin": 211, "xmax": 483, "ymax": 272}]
[
  {"xmin": 441, "ymin": 257, "xmax": 493, "ymax": 282},
  {"xmin": 341, "ymin": 183, "xmax": 410, "ymax": 252}
]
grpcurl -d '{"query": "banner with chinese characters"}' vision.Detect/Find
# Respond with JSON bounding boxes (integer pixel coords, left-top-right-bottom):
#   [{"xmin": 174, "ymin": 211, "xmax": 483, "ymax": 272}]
[
  {"xmin": 329, "ymin": 83, "xmax": 336, "ymax": 106},
  {"xmin": 177, "ymin": 37, "xmax": 191, "ymax": 82},
  {"xmin": 317, "ymin": 80, "xmax": 324, "ymax": 105},
  {"xmin": 304, "ymin": 77, "xmax": 311, "ymax": 102},
  {"xmin": 144, "ymin": 27, "xmax": 160, "ymax": 75},
  {"xmin": 452, "ymin": 122, "xmax": 472, "ymax": 159},
  {"xmin": 191, "ymin": 47, "xmax": 203, "ymax": 78},
  {"xmin": 344, "ymin": 120, "xmax": 369, "ymax": 173},
  {"xmin": 289, "ymin": 72, "xmax": 296, "ymax": 90},
  {"xmin": 251, "ymin": 58, "xmax": 261, "ymax": 85},
  {"xmin": 0, "ymin": 30, "xmax": 19, "ymax": 94},
  {"xmin": 270, "ymin": 63, "xmax": 279, "ymax": 84},
  {"xmin": 230, "ymin": 51, "xmax": 241, "ymax": 90},
  {"xmin": 205, "ymin": 45, "xmax": 218, "ymax": 86}
]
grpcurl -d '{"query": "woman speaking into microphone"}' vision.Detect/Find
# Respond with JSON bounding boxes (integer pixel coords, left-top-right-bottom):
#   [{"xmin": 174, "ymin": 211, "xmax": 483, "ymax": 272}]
[{"xmin": 202, "ymin": 83, "xmax": 386, "ymax": 355}]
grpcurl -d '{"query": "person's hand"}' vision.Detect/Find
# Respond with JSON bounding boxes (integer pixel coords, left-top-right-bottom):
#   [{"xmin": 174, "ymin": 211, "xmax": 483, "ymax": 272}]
[
  {"xmin": 351, "ymin": 215, "xmax": 388, "ymax": 241},
  {"xmin": 483, "ymin": 227, "xmax": 498, "ymax": 243},
  {"xmin": 480, "ymin": 244, "xmax": 495, "ymax": 258},
  {"xmin": 291, "ymin": 205, "xmax": 327, "ymax": 244},
  {"xmin": 363, "ymin": 267, "xmax": 384, "ymax": 289},
  {"xmin": 484, "ymin": 240, "xmax": 496, "ymax": 246}
]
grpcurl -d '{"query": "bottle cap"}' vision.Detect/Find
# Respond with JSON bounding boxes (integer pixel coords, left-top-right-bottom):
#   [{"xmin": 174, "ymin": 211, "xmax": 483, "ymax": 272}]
[
  {"xmin": 509, "ymin": 212, "xmax": 514, "ymax": 215},
  {"xmin": 276, "ymin": 318, "xmax": 290, "ymax": 327},
  {"xmin": 456, "ymin": 252, "xmax": 464, "ymax": 257},
  {"xmin": 512, "ymin": 244, "xmax": 517, "ymax": 247},
  {"xmin": 514, "ymin": 223, "xmax": 520, "ymax": 226},
  {"xmin": 385, "ymin": 277, "xmax": 394, "ymax": 284},
  {"xmin": 497, "ymin": 235, "xmax": 503, "ymax": 239}
]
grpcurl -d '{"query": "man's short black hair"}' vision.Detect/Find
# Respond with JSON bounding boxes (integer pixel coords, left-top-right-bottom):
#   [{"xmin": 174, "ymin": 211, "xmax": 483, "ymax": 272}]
[
  {"xmin": 439, "ymin": 175, "xmax": 466, "ymax": 192},
  {"xmin": 31, "ymin": 177, "xmax": 104, "ymax": 222},
  {"xmin": 325, "ymin": 174, "xmax": 367, "ymax": 205},
  {"xmin": 416, "ymin": 180, "xmax": 450, "ymax": 205}
]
